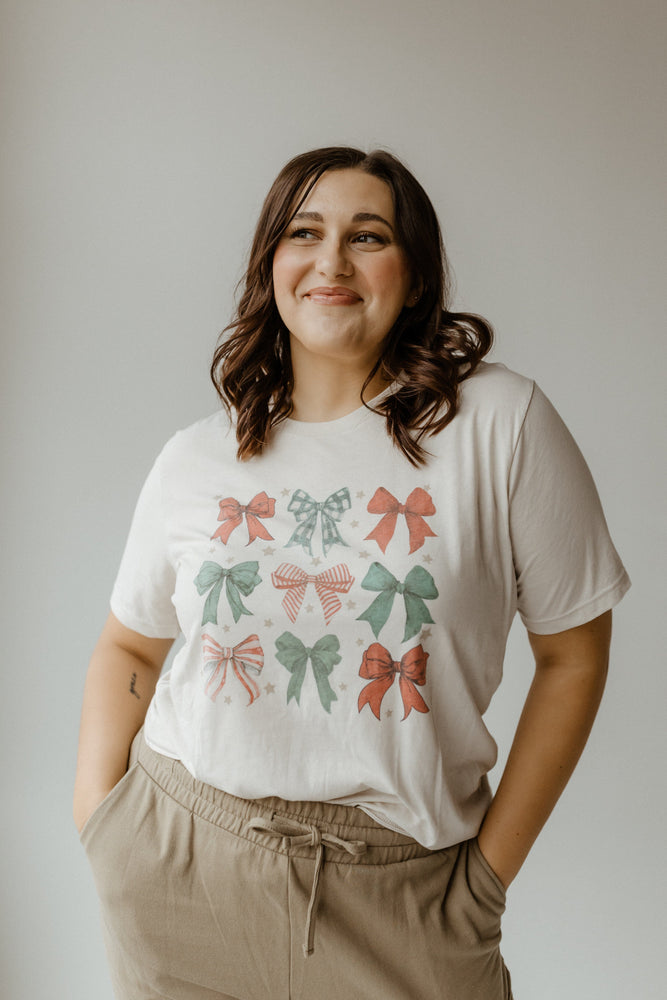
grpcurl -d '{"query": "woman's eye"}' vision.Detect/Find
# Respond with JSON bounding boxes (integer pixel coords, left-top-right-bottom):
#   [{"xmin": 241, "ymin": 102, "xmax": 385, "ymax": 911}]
[
  {"xmin": 288, "ymin": 228, "xmax": 318, "ymax": 240},
  {"xmin": 354, "ymin": 232, "xmax": 387, "ymax": 245}
]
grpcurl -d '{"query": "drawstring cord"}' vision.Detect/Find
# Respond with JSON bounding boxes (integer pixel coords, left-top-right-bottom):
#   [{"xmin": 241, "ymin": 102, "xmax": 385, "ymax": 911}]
[{"xmin": 242, "ymin": 814, "xmax": 367, "ymax": 956}]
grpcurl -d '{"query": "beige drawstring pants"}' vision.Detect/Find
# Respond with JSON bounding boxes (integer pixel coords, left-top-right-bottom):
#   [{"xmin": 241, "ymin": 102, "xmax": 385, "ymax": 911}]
[{"xmin": 80, "ymin": 730, "xmax": 513, "ymax": 1000}]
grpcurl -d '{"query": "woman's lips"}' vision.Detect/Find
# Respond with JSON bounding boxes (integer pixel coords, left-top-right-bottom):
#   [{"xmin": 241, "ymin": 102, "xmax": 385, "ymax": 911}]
[{"xmin": 304, "ymin": 286, "xmax": 362, "ymax": 305}]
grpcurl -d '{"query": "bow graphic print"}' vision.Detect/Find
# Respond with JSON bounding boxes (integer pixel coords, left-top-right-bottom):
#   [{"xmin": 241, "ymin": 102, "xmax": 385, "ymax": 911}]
[
  {"xmin": 271, "ymin": 563, "xmax": 354, "ymax": 625},
  {"xmin": 286, "ymin": 488, "xmax": 351, "ymax": 556},
  {"xmin": 274, "ymin": 632, "xmax": 341, "ymax": 713},
  {"xmin": 211, "ymin": 492, "xmax": 276, "ymax": 546},
  {"xmin": 202, "ymin": 633, "xmax": 264, "ymax": 704},
  {"xmin": 358, "ymin": 642, "xmax": 430, "ymax": 720},
  {"xmin": 364, "ymin": 487, "xmax": 437, "ymax": 554},
  {"xmin": 356, "ymin": 562, "xmax": 438, "ymax": 641},
  {"xmin": 194, "ymin": 561, "xmax": 262, "ymax": 625}
]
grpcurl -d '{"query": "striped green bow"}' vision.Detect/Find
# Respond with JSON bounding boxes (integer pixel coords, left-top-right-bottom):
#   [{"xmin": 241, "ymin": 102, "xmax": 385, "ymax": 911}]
[
  {"xmin": 274, "ymin": 632, "xmax": 341, "ymax": 713},
  {"xmin": 286, "ymin": 488, "xmax": 351, "ymax": 556},
  {"xmin": 356, "ymin": 562, "xmax": 438, "ymax": 641},
  {"xmin": 194, "ymin": 560, "xmax": 261, "ymax": 625}
]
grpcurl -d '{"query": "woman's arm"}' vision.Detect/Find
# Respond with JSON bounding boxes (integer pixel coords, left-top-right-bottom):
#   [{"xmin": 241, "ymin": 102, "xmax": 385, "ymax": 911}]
[
  {"xmin": 476, "ymin": 610, "xmax": 612, "ymax": 888},
  {"xmin": 73, "ymin": 611, "xmax": 174, "ymax": 832}
]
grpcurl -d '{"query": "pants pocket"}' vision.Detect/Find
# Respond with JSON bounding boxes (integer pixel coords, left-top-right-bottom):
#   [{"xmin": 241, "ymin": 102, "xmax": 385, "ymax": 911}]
[
  {"xmin": 442, "ymin": 838, "xmax": 507, "ymax": 949},
  {"xmin": 79, "ymin": 762, "xmax": 139, "ymax": 851},
  {"xmin": 469, "ymin": 836, "xmax": 507, "ymax": 902}
]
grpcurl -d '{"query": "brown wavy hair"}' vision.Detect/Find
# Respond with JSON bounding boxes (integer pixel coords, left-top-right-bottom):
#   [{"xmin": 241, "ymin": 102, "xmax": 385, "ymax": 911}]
[{"xmin": 211, "ymin": 146, "xmax": 493, "ymax": 466}]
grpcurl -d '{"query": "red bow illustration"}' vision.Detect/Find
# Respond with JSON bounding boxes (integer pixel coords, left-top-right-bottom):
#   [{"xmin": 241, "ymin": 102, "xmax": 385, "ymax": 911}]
[
  {"xmin": 211, "ymin": 492, "xmax": 276, "ymax": 545},
  {"xmin": 202, "ymin": 633, "xmax": 264, "ymax": 704},
  {"xmin": 364, "ymin": 487, "xmax": 436, "ymax": 554},
  {"xmin": 358, "ymin": 642, "xmax": 430, "ymax": 720},
  {"xmin": 271, "ymin": 563, "xmax": 354, "ymax": 625}
]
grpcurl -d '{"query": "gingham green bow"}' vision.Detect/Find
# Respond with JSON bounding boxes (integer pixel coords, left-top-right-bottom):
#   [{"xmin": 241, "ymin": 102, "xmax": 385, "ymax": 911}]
[
  {"xmin": 356, "ymin": 562, "xmax": 438, "ymax": 641},
  {"xmin": 274, "ymin": 632, "xmax": 341, "ymax": 712},
  {"xmin": 194, "ymin": 560, "xmax": 261, "ymax": 625},
  {"xmin": 286, "ymin": 488, "xmax": 351, "ymax": 556}
]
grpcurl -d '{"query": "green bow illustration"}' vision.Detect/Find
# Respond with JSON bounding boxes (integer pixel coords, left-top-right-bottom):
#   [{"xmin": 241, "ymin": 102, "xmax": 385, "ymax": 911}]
[
  {"xmin": 356, "ymin": 562, "xmax": 438, "ymax": 641},
  {"xmin": 194, "ymin": 560, "xmax": 262, "ymax": 626},
  {"xmin": 274, "ymin": 632, "xmax": 341, "ymax": 713},
  {"xmin": 286, "ymin": 487, "xmax": 351, "ymax": 556}
]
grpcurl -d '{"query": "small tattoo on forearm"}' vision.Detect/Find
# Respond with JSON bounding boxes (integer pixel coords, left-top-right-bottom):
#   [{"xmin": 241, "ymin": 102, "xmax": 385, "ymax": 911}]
[{"xmin": 129, "ymin": 673, "xmax": 140, "ymax": 699}]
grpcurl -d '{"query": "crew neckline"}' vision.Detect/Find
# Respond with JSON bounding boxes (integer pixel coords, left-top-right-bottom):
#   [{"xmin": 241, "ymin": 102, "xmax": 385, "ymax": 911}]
[{"xmin": 279, "ymin": 383, "xmax": 398, "ymax": 436}]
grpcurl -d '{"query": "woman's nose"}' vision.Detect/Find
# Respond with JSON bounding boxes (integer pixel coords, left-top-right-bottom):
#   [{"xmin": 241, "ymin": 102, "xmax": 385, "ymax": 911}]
[{"xmin": 316, "ymin": 239, "xmax": 353, "ymax": 278}]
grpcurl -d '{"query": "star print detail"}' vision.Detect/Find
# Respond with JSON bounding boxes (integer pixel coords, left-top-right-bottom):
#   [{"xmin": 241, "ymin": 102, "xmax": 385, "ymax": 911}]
[
  {"xmin": 422, "ymin": 554, "xmax": 433, "ymax": 564},
  {"xmin": 356, "ymin": 638, "xmax": 364, "ymax": 646},
  {"xmin": 226, "ymin": 556, "xmax": 235, "ymax": 564},
  {"xmin": 356, "ymin": 491, "xmax": 365, "ymax": 499},
  {"xmin": 305, "ymin": 604, "xmax": 314, "ymax": 613},
  {"xmin": 346, "ymin": 600, "xmax": 357, "ymax": 609},
  {"xmin": 351, "ymin": 520, "xmax": 359, "ymax": 528},
  {"xmin": 209, "ymin": 547, "xmax": 215, "ymax": 553},
  {"xmin": 264, "ymin": 619, "xmax": 273, "ymax": 628},
  {"xmin": 340, "ymin": 682, "xmax": 347, "ymax": 691},
  {"xmin": 281, "ymin": 488, "xmax": 291, "ymax": 497},
  {"xmin": 222, "ymin": 625, "xmax": 231, "ymax": 633},
  {"xmin": 263, "ymin": 546, "xmax": 275, "ymax": 556},
  {"xmin": 311, "ymin": 557, "xmax": 322, "ymax": 566},
  {"xmin": 386, "ymin": 709, "xmax": 393, "ymax": 717},
  {"xmin": 420, "ymin": 628, "xmax": 432, "ymax": 640},
  {"xmin": 224, "ymin": 696, "xmax": 232, "ymax": 704},
  {"xmin": 359, "ymin": 551, "xmax": 370, "ymax": 559},
  {"xmin": 265, "ymin": 682, "xmax": 276, "ymax": 694}
]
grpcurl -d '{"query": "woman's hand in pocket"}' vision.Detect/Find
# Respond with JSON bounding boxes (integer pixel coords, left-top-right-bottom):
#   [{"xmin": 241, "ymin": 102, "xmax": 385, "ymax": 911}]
[{"xmin": 73, "ymin": 782, "xmax": 119, "ymax": 833}]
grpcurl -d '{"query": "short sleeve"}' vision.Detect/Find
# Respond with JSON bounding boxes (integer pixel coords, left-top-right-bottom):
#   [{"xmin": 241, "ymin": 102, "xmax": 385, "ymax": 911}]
[
  {"xmin": 509, "ymin": 383, "xmax": 630, "ymax": 634},
  {"xmin": 110, "ymin": 453, "xmax": 180, "ymax": 638}
]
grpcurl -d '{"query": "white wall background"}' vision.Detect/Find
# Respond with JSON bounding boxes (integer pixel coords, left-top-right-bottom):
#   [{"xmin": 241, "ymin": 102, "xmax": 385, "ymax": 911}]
[{"xmin": 2, "ymin": 1, "xmax": 665, "ymax": 997}]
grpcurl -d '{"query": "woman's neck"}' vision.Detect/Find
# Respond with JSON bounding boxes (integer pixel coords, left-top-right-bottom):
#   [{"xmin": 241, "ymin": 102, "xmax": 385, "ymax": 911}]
[{"xmin": 289, "ymin": 359, "xmax": 391, "ymax": 423}]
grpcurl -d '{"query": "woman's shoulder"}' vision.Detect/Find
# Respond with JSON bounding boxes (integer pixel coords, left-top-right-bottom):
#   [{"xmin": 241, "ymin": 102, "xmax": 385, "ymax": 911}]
[
  {"xmin": 458, "ymin": 361, "xmax": 536, "ymax": 420},
  {"xmin": 154, "ymin": 408, "xmax": 235, "ymax": 469}
]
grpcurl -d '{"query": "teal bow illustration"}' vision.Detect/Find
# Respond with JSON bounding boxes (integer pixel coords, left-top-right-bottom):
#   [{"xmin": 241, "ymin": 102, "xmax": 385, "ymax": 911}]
[
  {"xmin": 356, "ymin": 562, "xmax": 438, "ymax": 641},
  {"xmin": 194, "ymin": 561, "xmax": 261, "ymax": 625},
  {"xmin": 286, "ymin": 488, "xmax": 351, "ymax": 556},
  {"xmin": 274, "ymin": 632, "xmax": 341, "ymax": 713}
]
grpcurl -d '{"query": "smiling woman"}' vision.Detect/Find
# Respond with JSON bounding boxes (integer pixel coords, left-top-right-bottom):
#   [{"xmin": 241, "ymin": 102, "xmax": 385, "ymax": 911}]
[
  {"xmin": 272, "ymin": 169, "xmax": 416, "ymax": 415},
  {"xmin": 212, "ymin": 146, "xmax": 494, "ymax": 462},
  {"xmin": 75, "ymin": 146, "xmax": 630, "ymax": 1000}
]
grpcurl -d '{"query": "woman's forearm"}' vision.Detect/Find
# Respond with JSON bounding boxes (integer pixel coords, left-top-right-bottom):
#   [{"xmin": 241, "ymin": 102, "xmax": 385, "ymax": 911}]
[
  {"xmin": 477, "ymin": 611, "xmax": 611, "ymax": 888},
  {"xmin": 73, "ymin": 612, "xmax": 173, "ymax": 831}
]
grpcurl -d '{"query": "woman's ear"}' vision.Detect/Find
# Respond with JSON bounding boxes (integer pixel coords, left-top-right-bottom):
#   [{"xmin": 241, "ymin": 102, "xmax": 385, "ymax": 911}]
[{"xmin": 405, "ymin": 280, "xmax": 424, "ymax": 308}]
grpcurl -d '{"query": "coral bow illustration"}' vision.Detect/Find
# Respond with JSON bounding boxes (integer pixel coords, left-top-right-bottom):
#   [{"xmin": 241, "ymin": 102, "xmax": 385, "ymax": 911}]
[
  {"xmin": 211, "ymin": 492, "xmax": 276, "ymax": 545},
  {"xmin": 271, "ymin": 563, "xmax": 354, "ymax": 624},
  {"xmin": 358, "ymin": 642, "xmax": 430, "ymax": 720},
  {"xmin": 286, "ymin": 488, "xmax": 351, "ymax": 556},
  {"xmin": 202, "ymin": 633, "xmax": 264, "ymax": 704},
  {"xmin": 274, "ymin": 632, "xmax": 341, "ymax": 713},
  {"xmin": 364, "ymin": 487, "xmax": 437, "ymax": 554},
  {"xmin": 356, "ymin": 562, "xmax": 438, "ymax": 641},
  {"xmin": 194, "ymin": 561, "xmax": 261, "ymax": 625}
]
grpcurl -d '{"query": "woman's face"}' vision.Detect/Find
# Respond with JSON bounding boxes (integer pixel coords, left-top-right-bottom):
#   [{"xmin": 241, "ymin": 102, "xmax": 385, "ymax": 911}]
[{"xmin": 272, "ymin": 168, "xmax": 416, "ymax": 374}]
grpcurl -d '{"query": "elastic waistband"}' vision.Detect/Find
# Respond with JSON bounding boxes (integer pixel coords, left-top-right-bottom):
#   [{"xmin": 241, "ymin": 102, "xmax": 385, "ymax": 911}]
[{"xmin": 131, "ymin": 729, "xmax": 437, "ymax": 866}]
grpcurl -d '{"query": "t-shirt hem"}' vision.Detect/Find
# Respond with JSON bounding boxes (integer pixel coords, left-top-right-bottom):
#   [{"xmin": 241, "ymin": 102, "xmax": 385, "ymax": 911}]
[
  {"xmin": 109, "ymin": 599, "xmax": 180, "ymax": 640},
  {"xmin": 519, "ymin": 569, "xmax": 631, "ymax": 634}
]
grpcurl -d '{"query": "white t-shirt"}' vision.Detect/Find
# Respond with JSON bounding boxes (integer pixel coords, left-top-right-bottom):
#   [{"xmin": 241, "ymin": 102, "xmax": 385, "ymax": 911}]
[{"xmin": 111, "ymin": 362, "xmax": 630, "ymax": 849}]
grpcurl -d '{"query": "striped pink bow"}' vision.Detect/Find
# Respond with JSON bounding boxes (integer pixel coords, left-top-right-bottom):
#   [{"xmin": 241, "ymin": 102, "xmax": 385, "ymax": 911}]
[
  {"xmin": 201, "ymin": 633, "xmax": 264, "ymax": 704},
  {"xmin": 271, "ymin": 563, "xmax": 354, "ymax": 625}
]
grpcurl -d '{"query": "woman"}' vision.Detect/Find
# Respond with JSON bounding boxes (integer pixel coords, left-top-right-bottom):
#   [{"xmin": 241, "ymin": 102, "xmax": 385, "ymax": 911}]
[{"xmin": 74, "ymin": 146, "xmax": 630, "ymax": 1000}]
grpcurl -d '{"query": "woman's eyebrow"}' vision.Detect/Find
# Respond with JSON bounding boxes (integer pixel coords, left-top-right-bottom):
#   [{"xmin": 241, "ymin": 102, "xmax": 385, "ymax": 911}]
[{"xmin": 291, "ymin": 210, "xmax": 394, "ymax": 232}]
